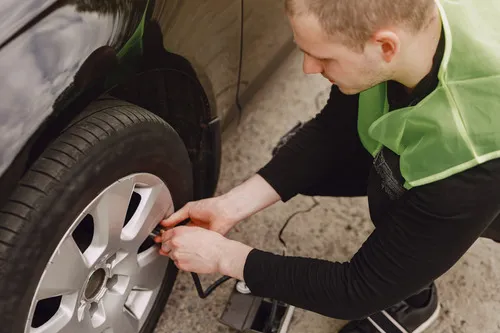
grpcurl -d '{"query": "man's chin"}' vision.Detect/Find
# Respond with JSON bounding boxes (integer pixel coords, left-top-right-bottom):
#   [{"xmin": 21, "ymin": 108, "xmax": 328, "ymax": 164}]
[
  {"xmin": 337, "ymin": 84, "xmax": 376, "ymax": 95},
  {"xmin": 337, "ymin": 85, "xmax": 362, "ymax": 95}
]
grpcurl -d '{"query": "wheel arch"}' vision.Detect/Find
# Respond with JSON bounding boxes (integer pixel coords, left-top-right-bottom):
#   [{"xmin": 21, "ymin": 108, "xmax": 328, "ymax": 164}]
[{"xmin": 0, "ymin": 19, "xmax": 221, "ymax": 208}]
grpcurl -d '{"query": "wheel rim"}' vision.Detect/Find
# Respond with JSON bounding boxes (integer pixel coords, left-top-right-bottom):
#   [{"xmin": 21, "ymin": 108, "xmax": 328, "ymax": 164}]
[{"xmin": 25, "ymin": 173, "xmax": 174, "ymax": 333}]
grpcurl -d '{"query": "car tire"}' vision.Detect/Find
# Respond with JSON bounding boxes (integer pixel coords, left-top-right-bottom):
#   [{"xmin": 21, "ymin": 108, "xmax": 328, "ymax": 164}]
[{"xmin": 0, "ymin": 100, "xmax": 194, "ymax": 333}]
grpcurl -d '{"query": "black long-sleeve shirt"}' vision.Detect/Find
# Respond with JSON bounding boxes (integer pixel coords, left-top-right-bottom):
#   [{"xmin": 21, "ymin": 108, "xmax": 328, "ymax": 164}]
[{"xmin": 242, "ymin": 31, "xmax": 500, "ymax": 320}]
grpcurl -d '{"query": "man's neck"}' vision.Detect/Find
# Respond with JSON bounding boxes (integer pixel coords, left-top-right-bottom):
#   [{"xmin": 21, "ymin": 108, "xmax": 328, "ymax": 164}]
[{"xmin": 394, "ymin": 6, "xmax": 443, "ymax": 92}]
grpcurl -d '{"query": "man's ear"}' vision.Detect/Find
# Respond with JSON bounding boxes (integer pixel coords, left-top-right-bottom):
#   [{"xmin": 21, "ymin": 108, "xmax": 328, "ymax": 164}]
[{"xmin": 372, "ymin": 30, "xmax": 400, "ymax": 63}]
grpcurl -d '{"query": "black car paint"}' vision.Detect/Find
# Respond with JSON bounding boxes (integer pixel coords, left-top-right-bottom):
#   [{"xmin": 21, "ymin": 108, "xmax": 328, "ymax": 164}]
[
  {"xmin": 0, "ymin": 0, "xmax": 244, "ymax": 206},
  {"xmin": 0, "ymin": 0, "xmax": 60, "ymax": 47}
]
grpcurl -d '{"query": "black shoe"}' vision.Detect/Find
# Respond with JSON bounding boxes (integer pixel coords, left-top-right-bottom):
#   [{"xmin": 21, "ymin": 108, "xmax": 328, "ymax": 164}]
[{"xmin": 339, "ymin": 284, "xmax": 440, "ymax": 333}]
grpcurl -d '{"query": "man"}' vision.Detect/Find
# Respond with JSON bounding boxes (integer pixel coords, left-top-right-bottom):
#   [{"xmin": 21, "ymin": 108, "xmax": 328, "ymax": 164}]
[{"xmin": 156, "ymin": 0, "xmax": 500, "ymax": 332}]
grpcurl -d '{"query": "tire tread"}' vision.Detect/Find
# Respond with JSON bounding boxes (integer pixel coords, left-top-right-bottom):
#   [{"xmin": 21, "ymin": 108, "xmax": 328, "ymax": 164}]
[
  {"xmin": 103, "ymin": 111, "xmax": 127, "ymax": 127},
  {"xmin": 69, "ymin": 132, "xmax": 93, "ymax": 148},
  {"xmin": 0, "ymin": 238, "xmax": 13, "ymax": 247},
  {"xmin": 30, "ymin": 169, "xmax": 58, "ymax": 182},
  {"xmin": 49, "ymin": 147, "xmax": 77, "ymax": 163},
  {"xmin": 18, "ymin": 183, "xmax": 47, "ymax": 196},
  {"xmin": 122, "ymin": 107, "xmax": 142, "ymax": 122},
  {"xmin": 94, "ymin": 113, "xmax": 117, "ymax": 127},
  {"xmin": 89, "ymin": 118, "xmax": 114, "ymax": 135},
  {"xmin": 0, "ymin": 211, "xmax": 26, "ymax": 222},
  {"xmin": 75, "ymin": 126, "xmax": 101, "ymax": 142},
  {"xmin": 8, "ymin": 199, "xmax": 35, "ymax": 210},
  {"xmin": 59, "ymin": 140, "xmax": 85, "ymax": 156},
  {"xmin": 116, "ymin": 109, "xmax": 135, "ymax": 123},
  {"xmin": 42, "ymin": 155, "xmax": 71, "ymax": 169}
]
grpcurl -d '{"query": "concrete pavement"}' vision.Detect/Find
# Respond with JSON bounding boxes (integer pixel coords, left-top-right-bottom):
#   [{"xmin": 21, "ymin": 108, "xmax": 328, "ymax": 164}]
[{"xmin": 154, "ymin": 49, "xmax": 500, "ymax": 333}]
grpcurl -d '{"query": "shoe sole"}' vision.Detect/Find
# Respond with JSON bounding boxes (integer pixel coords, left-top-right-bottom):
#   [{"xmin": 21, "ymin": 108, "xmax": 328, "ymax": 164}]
[
  {"xmin": 375, "ymin": 303, "xmax": 441, "ymax": 333},
  {"xmin": 413, "ymin": 303, "xmax": 440, "ymax": 333}
]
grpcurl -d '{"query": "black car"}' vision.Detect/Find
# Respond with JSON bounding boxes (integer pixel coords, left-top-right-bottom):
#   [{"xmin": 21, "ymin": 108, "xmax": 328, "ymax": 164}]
[{"xmin": 0, "ymin": 1, "xmax": 293, "ymax": 332}]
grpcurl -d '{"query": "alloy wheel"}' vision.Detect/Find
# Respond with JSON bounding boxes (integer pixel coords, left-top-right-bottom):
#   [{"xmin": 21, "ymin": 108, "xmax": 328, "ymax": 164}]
[{"xmin": 25, "ymin": 173, "xmax": 174, "ymax": 333}]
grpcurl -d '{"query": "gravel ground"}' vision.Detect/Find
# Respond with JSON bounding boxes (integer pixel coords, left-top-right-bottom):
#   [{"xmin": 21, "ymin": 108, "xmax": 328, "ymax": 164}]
[{"xmin": 154, "ymin": 49, "xmax": 500, "ymax": 333}]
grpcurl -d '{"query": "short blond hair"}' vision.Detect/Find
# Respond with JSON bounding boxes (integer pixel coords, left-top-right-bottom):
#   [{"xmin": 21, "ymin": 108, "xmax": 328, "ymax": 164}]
[{"xmin": 285, "ymin": 0, "xmax": 436, "ymax": 51}]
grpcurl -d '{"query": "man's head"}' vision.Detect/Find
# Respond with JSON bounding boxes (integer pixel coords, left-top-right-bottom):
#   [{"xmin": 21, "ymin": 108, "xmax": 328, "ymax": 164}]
[{"xmin": 286, "ymin": 0, "xmax": 438, "ymax": 94}]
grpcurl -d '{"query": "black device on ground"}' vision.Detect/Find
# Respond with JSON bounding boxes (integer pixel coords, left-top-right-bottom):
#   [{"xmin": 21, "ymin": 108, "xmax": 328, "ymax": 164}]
[{"xmin": 219, "ymin": 281, "xmax": 295, "ymax": 333}]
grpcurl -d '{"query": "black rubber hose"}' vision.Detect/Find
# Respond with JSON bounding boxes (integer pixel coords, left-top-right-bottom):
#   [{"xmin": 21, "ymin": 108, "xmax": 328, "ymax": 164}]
[
  {"xmin": 264, "ymin": 299, "xmax": 279, "ymax": 333},
  {"xmin": 191, "ymin": 273, "xmax": 232, "ymax": 299}
]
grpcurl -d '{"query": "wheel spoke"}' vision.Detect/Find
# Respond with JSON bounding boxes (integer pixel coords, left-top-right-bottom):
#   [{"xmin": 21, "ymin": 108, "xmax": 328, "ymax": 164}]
[
  {"xmin": 112, "ymin": 252, "xmax": 140, "ymax": 277},
  {"xmin": 103, "ymin": 290, "xmax": 127, "ymax": 310},
  {"xmin": 88, "ymin": 178, "xmax": 135, "ymax": 263},
  {"xmin": 133, "ymin": 249, "xmax": 169, "ymax": 290},
  {"xmin": 37, "ymin": 236, "xmax": 89, "ymax": 300},
  {"xmin": 122, "ymin": 182, "xmax": 173, "ymax": 250},
  {"xmin": 54, "ymin": 316, "xmax": 93, "ymax": 333},
  {"xmin": 110, "ymin": 307, "xmax": 140, "ymax": 333}
]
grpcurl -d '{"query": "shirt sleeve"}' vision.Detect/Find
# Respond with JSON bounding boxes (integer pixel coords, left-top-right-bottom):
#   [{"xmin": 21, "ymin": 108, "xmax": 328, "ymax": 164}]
[
  {"xmin": 257, "ymin": 85, "xmax": 361, "ymax": 202},
  {"xmin": 244, "ymin": 159, "xmax": 500, "ymax": 320}
]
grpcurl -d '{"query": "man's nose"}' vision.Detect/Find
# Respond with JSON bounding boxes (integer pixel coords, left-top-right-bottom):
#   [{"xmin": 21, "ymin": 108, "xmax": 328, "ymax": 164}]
[{"xmin": 303, "ymin": 54, "xmax": 323, "ymax": 74}]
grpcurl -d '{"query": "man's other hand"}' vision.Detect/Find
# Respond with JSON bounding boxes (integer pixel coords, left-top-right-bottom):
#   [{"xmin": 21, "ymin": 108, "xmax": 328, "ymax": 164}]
[
  {"xmin": 154, "ymin": 226, "xmax": 253, "ymax": 280},
  {"xmin": 160, "ymin": 197, "xmax": 238, "ymax": 235}
]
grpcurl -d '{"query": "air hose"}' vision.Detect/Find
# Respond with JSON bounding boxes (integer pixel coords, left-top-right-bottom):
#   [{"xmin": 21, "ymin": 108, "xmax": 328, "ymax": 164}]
[{"xmin": 191, "ymin": 273, "xmax": 232, "ymax": 299}]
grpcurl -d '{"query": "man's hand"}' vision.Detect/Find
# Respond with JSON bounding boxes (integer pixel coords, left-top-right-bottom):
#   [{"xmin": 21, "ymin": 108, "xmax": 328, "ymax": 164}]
[
  {"xmin": 161, "ymin": 174, "xmax": 281, "ymax": 235},
  {"xmin": 161, "ymin": 197, "xmax": 237, "ymax": 235},
  {"xmin": 155, "ymin": 226, "xmax": 253, "ymax": 279}
]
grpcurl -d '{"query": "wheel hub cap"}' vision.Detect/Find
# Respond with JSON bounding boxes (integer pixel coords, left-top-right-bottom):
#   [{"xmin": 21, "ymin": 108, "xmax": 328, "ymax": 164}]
[{"xmin": 84, "ymin": 267, "xmax": 109, "ymax": 302}]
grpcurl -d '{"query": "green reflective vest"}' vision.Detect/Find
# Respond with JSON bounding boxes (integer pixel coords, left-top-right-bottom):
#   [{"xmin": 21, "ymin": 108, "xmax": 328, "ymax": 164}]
[{"xmin": 358, "ymin": 0, "xmax": 500, "ymax": 190}]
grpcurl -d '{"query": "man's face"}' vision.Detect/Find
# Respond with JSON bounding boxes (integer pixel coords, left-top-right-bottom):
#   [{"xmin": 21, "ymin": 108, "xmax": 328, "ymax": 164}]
[{"xmin": 289, "ymin": 14, "xmax": 391, "ymax": 95}]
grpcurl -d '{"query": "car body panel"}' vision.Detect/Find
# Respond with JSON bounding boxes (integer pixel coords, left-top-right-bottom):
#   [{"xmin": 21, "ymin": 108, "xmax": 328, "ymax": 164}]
[
  {"xmin": 0, "ymin": 0, "xmax": 148, "ymax": 180},
  {"xmin": 239, "ymin": 0, "xmax": 293, "ymax": 105},
  {"xmin": 151, "ymin": 0, "xmax": 242, "ymax": 128},
  {"xmin": 0, "ymin": 0, "xmax": 59, "ymax": 46}
]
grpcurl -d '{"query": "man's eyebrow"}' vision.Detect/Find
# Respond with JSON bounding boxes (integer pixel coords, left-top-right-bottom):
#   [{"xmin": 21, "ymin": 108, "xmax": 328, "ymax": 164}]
[
  {"xmin": 298, "ymin": 47, "xmax": 328, "ymax": 60},
  {"xmin": 293, "ymin": 40, "xmax": 329, "ymax": 60}
]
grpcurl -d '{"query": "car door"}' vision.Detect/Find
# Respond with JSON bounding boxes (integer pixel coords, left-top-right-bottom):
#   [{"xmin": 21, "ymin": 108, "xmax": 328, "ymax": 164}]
[
  {"xmin": 153, "ymin": 0, "xmax": 243, "ymax": 127},
  {"xmin": 238, "ymin": 0, "xmax": 294, "ymax": 108}
]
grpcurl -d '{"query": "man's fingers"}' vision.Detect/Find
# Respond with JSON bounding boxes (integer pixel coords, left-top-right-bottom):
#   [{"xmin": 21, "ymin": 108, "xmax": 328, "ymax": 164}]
[
  {"xmin": 153, "ymin": 229, "xmax": 165, "ymax": 243},
  {"xmin": 161, "ymin": 228, "xmax": 175, "ymax": 242},
  {"xmin": 161, "ymin": 240, "xmax": 173, "ymax": 254},
  {"xmin": 161, "ymin": 205, "xmax": 190, "ymax": 227},
  {"xmin": 159, "ymin": 248, "xmax": 170, "ymax": 256}
]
